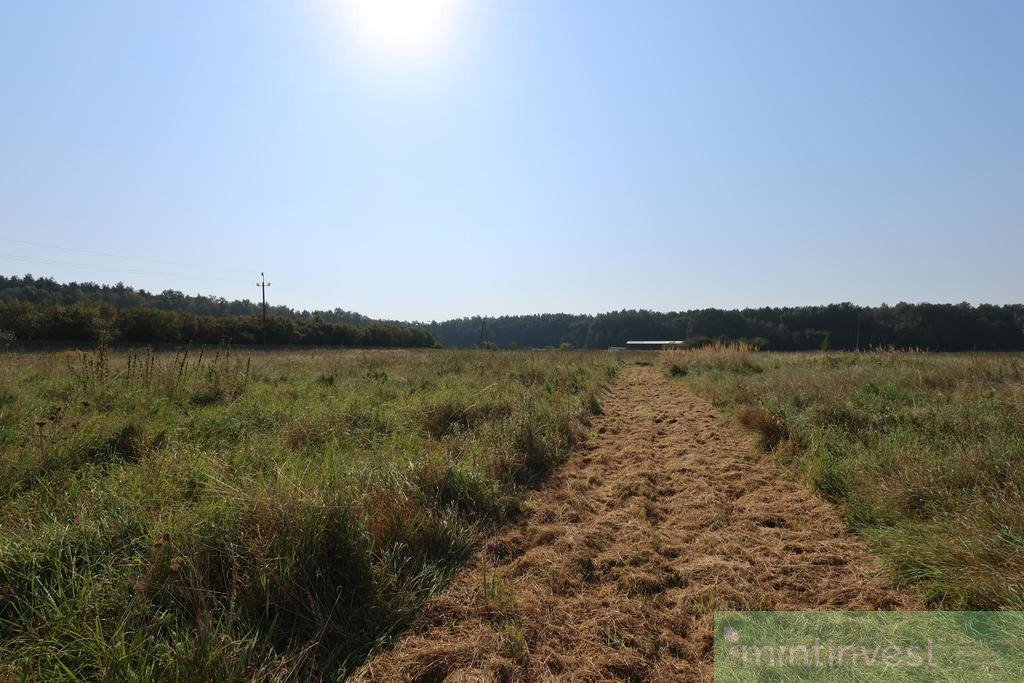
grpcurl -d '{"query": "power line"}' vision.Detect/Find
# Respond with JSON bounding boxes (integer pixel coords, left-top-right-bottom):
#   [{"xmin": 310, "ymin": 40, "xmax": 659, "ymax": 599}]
[
  {"xmin": 0, "ymin": 237, "xmax": 252, "ymax": 274},
  {"xmin": 0, "ymin": 252, "xmax": 252, "ymax": 286},
  {"xmin": 0, "ymin": 238, "xmax": 336, "ymax": 306},
  {"xmin": 257, "ymin": 272, "xmax": 271, "ymax": 346}
]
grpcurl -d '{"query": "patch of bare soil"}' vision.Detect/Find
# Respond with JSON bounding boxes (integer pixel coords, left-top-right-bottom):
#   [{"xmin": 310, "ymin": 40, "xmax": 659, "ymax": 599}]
[{"xmin": 355, "ymin": 366, "xmax": 913, "ymax": 681}]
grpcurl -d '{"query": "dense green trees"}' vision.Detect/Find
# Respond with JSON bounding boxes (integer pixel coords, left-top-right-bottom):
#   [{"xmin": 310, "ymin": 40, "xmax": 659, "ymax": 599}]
[
  {"xmin": 0, "ymin": 299, "xmax": 434, "ymax": 348},
  {"xmin": 429, "ymin": 303, "xmax": 1024, "ymax": 351},
  {"xmin": 0, "ymin": 275, "xmax": 432, "ymax": 346},
  {"xmin": 0, "ymin": 274, "xmax": 374, "ymax": 324},
  {"xmin": 2, "ymin": 275, "xmax": 1021, "ymax": 350}
]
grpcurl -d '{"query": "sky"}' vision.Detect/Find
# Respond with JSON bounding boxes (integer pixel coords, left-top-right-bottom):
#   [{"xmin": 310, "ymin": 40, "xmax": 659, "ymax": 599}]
[{"xmin": 1, "ymin": 1, "xmax": 1021, "ymax": 321}]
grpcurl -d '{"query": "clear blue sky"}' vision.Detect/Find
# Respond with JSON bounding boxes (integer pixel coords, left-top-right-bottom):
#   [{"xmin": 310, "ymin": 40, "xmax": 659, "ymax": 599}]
[{"xmin": 1, "ymin": 1, "xmax": 1021, "ymax": 320}]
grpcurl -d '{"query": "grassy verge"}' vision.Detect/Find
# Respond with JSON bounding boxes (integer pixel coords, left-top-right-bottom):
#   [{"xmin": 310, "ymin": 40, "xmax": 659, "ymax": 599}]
[
  {"xmin": 662, "ymin": 345, "xmax": 1024, "ymax": 609},
  {"xmin": 0, "ymin": 346, "xmax": 616, "ymax": 679}
]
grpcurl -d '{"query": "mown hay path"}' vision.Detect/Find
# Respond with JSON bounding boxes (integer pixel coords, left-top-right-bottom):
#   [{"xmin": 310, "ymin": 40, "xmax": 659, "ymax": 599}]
[{"xmin": 356, "ymin": 365, "xmax": 912, "ymax": 681}]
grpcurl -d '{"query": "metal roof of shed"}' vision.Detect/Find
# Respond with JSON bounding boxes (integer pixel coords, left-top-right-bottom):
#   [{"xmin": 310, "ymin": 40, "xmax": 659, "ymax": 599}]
[{"xmin": 625, "ymin": 341, "xmax": 685, "ymax": 345}]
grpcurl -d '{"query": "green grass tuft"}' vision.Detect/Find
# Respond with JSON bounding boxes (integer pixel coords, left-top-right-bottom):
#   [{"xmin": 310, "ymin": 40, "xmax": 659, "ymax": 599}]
[
  {"xmin": 0, "ymin": 347, "xmax": 615, "ymax": 678},
  {"xmin": 668, "ymin": 349, "xmax": 1024, "ymax": 609}
]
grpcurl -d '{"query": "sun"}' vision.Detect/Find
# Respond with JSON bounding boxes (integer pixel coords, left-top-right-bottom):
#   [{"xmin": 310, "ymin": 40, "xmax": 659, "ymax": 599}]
[{"xmin": 337, "ymin": 0, "xmax": 467, "ymax": 60}]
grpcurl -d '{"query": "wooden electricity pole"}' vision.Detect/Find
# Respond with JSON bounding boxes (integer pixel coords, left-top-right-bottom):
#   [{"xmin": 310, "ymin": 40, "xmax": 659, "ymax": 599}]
[{"xmin": 257, "ymin": 272, "xmax": 271, "ymax": 347}]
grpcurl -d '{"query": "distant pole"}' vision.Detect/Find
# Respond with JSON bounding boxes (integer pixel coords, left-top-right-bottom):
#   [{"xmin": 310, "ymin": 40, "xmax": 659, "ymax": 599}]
[
  {"xmin": 257, "ymin": 272, "xmax": 271, "ymax": 347},
  {"xmin": 855, "ymin": 310, "xmax": 861, "ymax": 351},
  {"xmin": 479, "ymin": 317, "xmax": 486, "ymax": 348}
]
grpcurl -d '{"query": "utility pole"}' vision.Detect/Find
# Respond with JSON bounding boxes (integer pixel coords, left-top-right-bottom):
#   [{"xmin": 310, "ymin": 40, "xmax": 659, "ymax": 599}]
[
  {"xmin": 479, "ymin": 317, "xmax": 486, "ymax": 348},
  {"xmin": 257, "ymin": 272, "xmax": 271, "ymax": 347},
  {"xmin": 855, "ymin": 310, "xmax": 861, "ymax": 352}
]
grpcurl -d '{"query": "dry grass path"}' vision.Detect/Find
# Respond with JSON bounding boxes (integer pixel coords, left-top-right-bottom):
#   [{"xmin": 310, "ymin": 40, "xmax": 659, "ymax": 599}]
[{"xmin": 355, "ymin": 365, "xmax": 913, "ymax": 681}]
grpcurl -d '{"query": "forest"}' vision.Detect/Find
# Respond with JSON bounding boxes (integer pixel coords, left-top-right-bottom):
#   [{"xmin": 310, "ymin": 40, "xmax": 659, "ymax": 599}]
[
  {"xmin": 0, "ymin": 276, "xmax": 434, "ymax": 347},
  {"xmin": 2, "ymin": 275, "xmax": 1022, "ymax": 350},
  {"xmin": 430, "ymin": 304, "xmax": 1024, "ymax": 351}
]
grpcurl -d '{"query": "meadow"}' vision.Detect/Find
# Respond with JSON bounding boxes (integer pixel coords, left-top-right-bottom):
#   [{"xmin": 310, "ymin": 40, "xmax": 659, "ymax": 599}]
[
  {"xmin": 0, "ymin": 346, "xmax": 615, "ymax": 679},
  {"xmin": 5, "ymin": 342, "xmax": 1023, "ymax": 680},
  {"xmin": 663, "ymin": 345, "xmax": 1024, "ymax": 609}
]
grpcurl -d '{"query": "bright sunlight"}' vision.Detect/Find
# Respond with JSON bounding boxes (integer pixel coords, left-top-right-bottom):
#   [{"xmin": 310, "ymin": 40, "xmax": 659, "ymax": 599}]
[{"xmin": 338, "ymin": 0, "xmax": 467, "ymax": 59}]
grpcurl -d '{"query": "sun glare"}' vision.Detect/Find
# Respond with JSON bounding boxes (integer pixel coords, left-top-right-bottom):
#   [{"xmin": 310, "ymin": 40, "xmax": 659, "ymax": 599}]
[{"xmin": 338, "ymin": 0, "xmax": 466, "ymax": 60}]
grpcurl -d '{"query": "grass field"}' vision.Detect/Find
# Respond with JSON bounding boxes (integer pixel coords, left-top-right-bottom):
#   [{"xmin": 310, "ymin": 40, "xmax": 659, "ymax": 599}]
[
  {"xmin": 663, "ymin": 345, "xmax": 1024, "ymax": 610},
  {"xmin": 5, "ymin": 343, "xmax": 1023, "ymax": 679},
  {"xmin": 0, "ymin": 346, "xmax": 615, "ymax": 679}
]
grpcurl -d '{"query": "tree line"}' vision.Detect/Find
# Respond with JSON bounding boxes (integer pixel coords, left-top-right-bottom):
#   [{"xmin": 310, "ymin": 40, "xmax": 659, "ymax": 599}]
[
  {"xmin": 0, "ymin": 302, "xmax": 435, "ymax": 348},
  {"xmin": 2, "ymin": 275, "xmax": 1021, "ymax": 350},
  {"xmin": 0, "ymin": 274, "xmax": 375, "ymax": 325},
  {"xmin": 428, "ymin": 303, "xmax": 1024, "ymax": 351},
  {"xmin": 0, "ymin": 274, "xmax": 433, "ymax": 347}
]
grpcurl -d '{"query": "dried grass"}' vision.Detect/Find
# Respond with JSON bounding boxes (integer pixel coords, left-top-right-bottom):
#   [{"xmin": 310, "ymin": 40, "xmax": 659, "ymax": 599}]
[
  {"xmin": 662, "ymin": 341, "xmax": 758, "ymax": 376},
  {"xmin": 355, "ymin": 366, "xmax": 912, "ymax": 681}
]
